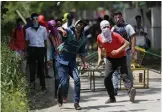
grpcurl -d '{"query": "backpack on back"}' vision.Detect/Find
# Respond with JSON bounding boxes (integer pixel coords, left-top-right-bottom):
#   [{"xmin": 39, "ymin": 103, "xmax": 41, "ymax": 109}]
[{"xmin": 113, "ymin": 24, "xmax": 129, "ymax": 41}]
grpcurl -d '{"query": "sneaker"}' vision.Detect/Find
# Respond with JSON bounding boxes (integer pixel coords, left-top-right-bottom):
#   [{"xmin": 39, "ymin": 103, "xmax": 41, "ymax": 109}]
[
  {"xmin": 63, "ymin": 97, "xmax": 67, "ymax": 103},
  {"xmin": 129, "ymin": 87, "xmax": 136, "ymax": 102},
  {"xmin": 114, "ymin": 88, "xmax": 118, "ymax": 96},
  {"xmin": 74, "ymin": 103, "xmax": 81, "ymax": 110},
  {"xmin": 105, "ymin": 97, "xmax": 116, "ymax": 104}
]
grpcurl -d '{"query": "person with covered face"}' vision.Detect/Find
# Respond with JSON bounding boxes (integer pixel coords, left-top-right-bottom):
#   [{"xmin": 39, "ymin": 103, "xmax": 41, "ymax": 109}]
[
  {"xmin": 47, "ymin": 19, "xmax": 62, "ymax": 101},
  {"xmin": 111, "ymin": 11, "xmax": 136, "ymax": 96},
  {"xmin": 9, "ymin": 18, "xmax": 25, "ymax": 57},
  {"xmin": 97, "ymin": 20, "xmax": 136, "ymax": 103},
  {"xmin": 56, "ymin": 20, "xmax": 88, "ymax": 110},
  {"xmin": 62, "ymin": 12, "xmax": 74, "ymax": 29},
  {"xmin": 25, "ymin": 13, "xmax": 47, "ymax": 91}
]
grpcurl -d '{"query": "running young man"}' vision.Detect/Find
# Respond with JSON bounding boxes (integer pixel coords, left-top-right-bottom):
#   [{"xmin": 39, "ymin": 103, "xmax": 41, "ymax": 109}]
[
  {"xmin": 56, "ymin": 20, "xmax": 88, "ymax": 110},
  {"xmin": 97, "ymin": 20, "xmax": 136, "ymax": 103}
]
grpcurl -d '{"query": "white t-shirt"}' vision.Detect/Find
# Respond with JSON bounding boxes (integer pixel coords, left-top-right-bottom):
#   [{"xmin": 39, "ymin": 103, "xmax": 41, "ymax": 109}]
[
  {"xmin": 134, "ymin": 25, "xmax": 147, "ymax": 46},
  {"xmin": 111, "ymin": 24, "xmax": 135, "ymax": 40}
]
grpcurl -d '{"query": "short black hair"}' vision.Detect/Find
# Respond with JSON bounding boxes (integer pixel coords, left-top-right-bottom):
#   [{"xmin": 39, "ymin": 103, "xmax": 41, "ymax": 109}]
[
  {"xmin": 31, "ymin": 13, "xmax": 38, "ymax": 19},
  {"xmin": 113, "ymin": 11, "xmax": 122, "ymax": 17},
  {"xmin": 55, "ymin": 18, "xmax": 62, "ymax": 22},
  {"xmin": 135, "ymin": 15, "xmax": 141, "ymax": 20},
  {"xmin": 96, "ymin": 17, "xmax": 103, "ymax": 22},
  {"xmin": 104, "ymin": 15, "xmax": 109, "ymax": 21},
  {"xmin": 16, "ymin": 18, "xmax": 22, "ymax": 24}
]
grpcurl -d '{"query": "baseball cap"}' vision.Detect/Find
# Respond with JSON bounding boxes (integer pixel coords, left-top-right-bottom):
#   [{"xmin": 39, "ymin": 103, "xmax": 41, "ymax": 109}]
[{"xmin": 74, "ymin": 20, "xmax": 88, "ymax": 27}]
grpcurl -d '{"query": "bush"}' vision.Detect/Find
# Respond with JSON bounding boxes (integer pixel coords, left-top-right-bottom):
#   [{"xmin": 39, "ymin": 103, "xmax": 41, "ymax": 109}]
[{"xmin": 1, "ymin": 43, "xmax": 29, "ymax": 112}]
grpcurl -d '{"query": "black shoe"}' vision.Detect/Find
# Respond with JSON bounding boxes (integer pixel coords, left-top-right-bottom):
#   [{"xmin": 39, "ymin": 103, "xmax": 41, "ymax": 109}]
[
  {"xmin": 46, "ymin": 75, "xmax": 52, "ymax": 78},
  {"xmin": 74, "ymin": 103, "xmax": 81, "ymax": 110},
  {"xmin": 105, "ymin": 97, "xmax": 116, "ymax": 104},
  {"xmin": 57, "ymin": 94, "xmax": 63, "ymax": 107},
  {"xmin": 114, "ymin": 88, "xmax": 118, "ymax": 96}
]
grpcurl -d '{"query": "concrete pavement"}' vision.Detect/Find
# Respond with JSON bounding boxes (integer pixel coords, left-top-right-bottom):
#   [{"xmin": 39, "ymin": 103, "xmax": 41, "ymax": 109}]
[{"xmin": 31, "ymin": 69, "xmax": 161, "ymax": 112}]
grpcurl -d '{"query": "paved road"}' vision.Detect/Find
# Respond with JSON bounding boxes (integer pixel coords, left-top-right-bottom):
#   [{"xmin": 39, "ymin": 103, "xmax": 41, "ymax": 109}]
[{"xmin": 30, "ymin": 68, "xmax": 161, "ymax": 112}]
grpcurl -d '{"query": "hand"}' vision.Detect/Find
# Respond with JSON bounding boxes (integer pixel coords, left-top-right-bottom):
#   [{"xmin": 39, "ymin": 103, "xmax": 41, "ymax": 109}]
[
  {"xmin": 47, "ymin": 61, "xmax": 53, "ymax": 67},
  {"xmin": 62, "ymin": 30, "xmax": 67, "ymax": 37},
  {"xmin": 82, "ymin": 63, "xmax": 88, "ymax": 69},
  {"xmin": 97, "ymin": 58, "xmax": 102, "ymax": 67},
  {"xmin": 111, "ymin": 50, "xmax": 119, "ymax": 56}
]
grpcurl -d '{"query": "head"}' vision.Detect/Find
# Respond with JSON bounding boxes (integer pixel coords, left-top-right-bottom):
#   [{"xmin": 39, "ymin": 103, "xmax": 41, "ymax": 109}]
[
  {"xmin": 55, "ymin": 18, "xmax": 63, "ymax": 27},
  {"xmin": 97, "ymin": 17, "xmax": 103, "ymax": 23},
  {"xmin": 31, "ymin": 13, "xmax": 39, "ymax": 28},
  {"xmin": 16, "ymin": 18, "xmax": 23, "ymax": 27},
  {"xmin": 75, "ymin": 20, "xmax": 88, "ymax": 33},
  {"xmin": 48, "ymin": 20, "xmax": 58, "ymax": 36},
  {"xmin": 100, "ymin": 20, "xmax": 111, "ymax": 32},
  {"xmin": 38, "ymin": 15, "xmax": 46, "ymax": 26},
  {"xmin": 103, "ymin": 15, "xmax": 110, "ymax": 21},
  {"xmin": 100, "ymin": 20, "xmax": 112, "ymax": 42},
  {"xmin": 135, "ymin": 15, "xmax": 141, "ymax": 26},
  {"xmin": 113, "ymin": 11, "xmax": 124, "ymax": 25},
  {"xmin": 62, "ymin": 12, "xmax": 73, "ymax": 26},
  {"xmin": 48, "ymin": 20, "xmax": 56, "ymax": 29}
]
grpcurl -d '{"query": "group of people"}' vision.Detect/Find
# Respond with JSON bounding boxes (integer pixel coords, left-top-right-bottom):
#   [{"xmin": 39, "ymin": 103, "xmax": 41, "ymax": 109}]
[{"xmin": 9, "ymin": 10, "xmax": 150, "ymax": 110}]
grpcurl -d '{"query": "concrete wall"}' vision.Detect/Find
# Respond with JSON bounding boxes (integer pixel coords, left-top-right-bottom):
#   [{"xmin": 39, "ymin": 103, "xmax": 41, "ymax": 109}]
[
  {"xmin": 150, "ymin": 7, "xmax": 161, "ymax": 49},
  {"xmin": 122, "ymin": 7, "xmax": 161, "ymax": 49}
]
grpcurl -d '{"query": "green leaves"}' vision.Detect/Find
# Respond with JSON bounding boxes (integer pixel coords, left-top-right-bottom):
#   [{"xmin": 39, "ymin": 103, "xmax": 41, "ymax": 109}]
[{"xmin": 1, "ymin": 43, "xmax": 29, "ymax": 111}]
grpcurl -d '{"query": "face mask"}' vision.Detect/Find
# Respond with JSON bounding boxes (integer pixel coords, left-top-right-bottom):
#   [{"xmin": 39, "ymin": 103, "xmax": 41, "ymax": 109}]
[
  {"xmin": 102, "ymin": 28, "xmax": 110, "ymax": 36},
  {"xmin": 51, "ymin": 27, "xmax": 58, "ymax": 37},
  {"xmin": 33, "ymin": 21, "xmax": 39, "ymax": 28},
  {"xmin": 101, "ymin": 27, "xmax": 112, "ymax": 43}
]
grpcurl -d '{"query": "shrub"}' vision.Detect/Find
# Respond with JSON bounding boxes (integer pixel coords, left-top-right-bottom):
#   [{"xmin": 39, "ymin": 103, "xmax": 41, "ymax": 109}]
[{"xmin": 1, "ymin": 42, "xmax": 29, "ymax": 112}]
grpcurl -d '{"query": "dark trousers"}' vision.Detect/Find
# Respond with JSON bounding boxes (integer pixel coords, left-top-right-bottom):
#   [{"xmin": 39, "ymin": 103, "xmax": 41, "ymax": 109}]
[
  {"xmin": 104, "ymin": 56, "xmax": 133, "ymax": 98},
  {"xmin": 28, "ymin": 47, "xmax": 46, "ymax": 88},
  {"xmin": 37, "ymin": 47, "xmax": 48, "ymax": 77}
]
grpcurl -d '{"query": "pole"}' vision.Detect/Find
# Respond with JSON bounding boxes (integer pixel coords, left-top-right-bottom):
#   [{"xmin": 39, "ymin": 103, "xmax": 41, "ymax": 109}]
[
  {"xmin": 15, "ymin": 10, "xmax": 27, "ymax": 24},
  {"xmin": 135, "ymin": 46, "xmax": 161, "ymax": 58}
]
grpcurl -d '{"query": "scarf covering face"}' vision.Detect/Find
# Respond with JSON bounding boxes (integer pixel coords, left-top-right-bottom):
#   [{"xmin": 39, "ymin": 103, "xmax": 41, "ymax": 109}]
[
  {"xmin": 48, "ymin": 20, "xmax": 58, "ymax": 37},
  {"xmin": 100, "ymin": 20, "xmax": 112, "ymax": 43}
]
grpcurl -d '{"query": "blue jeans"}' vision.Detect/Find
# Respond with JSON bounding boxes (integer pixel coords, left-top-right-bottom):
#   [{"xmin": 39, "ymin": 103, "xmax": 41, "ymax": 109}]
[
  {"xmin": 64, "ymin": 71, "xmax": 73, "ymax": 99},
  {"xmin": 56, "ymin": 60, "xmax": 80, "ymax": 103},
  {"xmin": 112, "ymin": 50, "xmax": 133, "ymax": 89}
]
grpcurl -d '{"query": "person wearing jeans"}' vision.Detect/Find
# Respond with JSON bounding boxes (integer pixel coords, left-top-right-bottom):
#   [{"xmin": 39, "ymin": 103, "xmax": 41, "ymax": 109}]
[
  {"xmin": 97, "ymin": 20, "xmax": 136, "ymax": 103},
  {"xmin": 111, "ymin": 11, "xmax": 136, "ymax": 95},
  {"xmin": 53, "ymin": 20, "xmax": 88, "ymax": 110}
]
